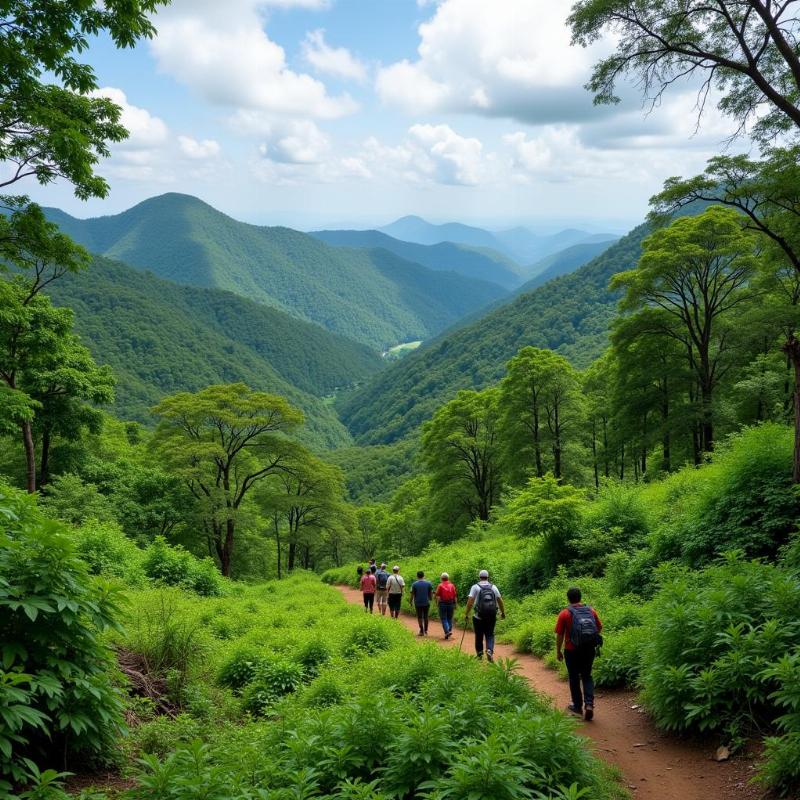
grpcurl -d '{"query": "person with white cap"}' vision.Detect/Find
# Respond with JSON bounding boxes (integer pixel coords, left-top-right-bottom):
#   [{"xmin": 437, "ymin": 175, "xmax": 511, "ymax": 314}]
[
  {"xmin": 434, "ymin": 572, "xmax": 458, "ymax": 639},
  {"xmin": 386, "ymin": 565, "xmax": 405, "ymax": 619},
  {"xmin": 464, "ymin": 569, "xmax": 505, "ymax": 661}
]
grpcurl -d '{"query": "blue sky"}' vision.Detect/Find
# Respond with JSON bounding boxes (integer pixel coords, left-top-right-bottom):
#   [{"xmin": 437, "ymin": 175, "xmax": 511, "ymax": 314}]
[{"xmin": 29, "ymin": 0, "xmax": 744, "ymax": 233}]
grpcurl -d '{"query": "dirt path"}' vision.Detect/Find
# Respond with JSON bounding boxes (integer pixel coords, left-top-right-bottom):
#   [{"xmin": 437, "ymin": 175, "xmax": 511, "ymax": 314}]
[{"xmin": 337, "ymin": 586, "xmax": 764, "ymax": 800}]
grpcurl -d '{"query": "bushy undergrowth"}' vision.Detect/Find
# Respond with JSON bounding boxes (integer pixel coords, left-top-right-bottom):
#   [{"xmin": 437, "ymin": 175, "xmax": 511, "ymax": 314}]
[
  {"xmin": 0, "ymin": 483, "xmax": 125, "ymax": 792},
  {"xmin": 106, "ymin": 575, "xmax": 619, "ymax": 800}
]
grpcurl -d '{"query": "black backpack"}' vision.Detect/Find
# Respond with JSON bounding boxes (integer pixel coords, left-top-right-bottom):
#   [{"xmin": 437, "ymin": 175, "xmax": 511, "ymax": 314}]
[
  {"xmin": 376, "ymin": 570, "xmax": 389, "ymax": 590},
  {"xmin": 475, "ymin": 583, "xmax": 498, "ymax": 617},
  {"xmin": 567, "ymin": 605, "xmax": 601, "ymax": 649}
]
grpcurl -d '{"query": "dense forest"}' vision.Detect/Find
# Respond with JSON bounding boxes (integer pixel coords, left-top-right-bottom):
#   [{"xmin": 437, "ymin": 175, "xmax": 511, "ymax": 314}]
[{"xmin": 3, "ymin": 2, "xmax": 800, "ymax": 800}]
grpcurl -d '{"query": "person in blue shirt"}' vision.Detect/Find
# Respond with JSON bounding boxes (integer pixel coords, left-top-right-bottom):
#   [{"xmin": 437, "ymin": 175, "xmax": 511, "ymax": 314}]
[{"xmin": 409, "ymin": 570, "xmax": 433, "ymax": 636}]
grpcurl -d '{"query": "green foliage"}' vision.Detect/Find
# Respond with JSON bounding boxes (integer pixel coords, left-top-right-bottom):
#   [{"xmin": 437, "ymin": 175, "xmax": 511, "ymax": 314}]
[
  {"xmin": 47, "ymin": 194, "xmax": 508, "ymax": 350},
  {"xmin": 142, "ymin": 538, "xmax": 223, "ymax": 597},
  {"xmin": 640, "ymin": 556, "xmax": 800, "ymax": 764},
  {"xmin": 0, "ymin": 481, "xmax": 124, "ymax": 788},
  {"xmin": 70, "ymin": 519, "xmax": 146, "ymax": 586},
  {"xmin": 40, "ymin": 472, "xmax": 116, "ymax": 525},
  {"xmin": 760, "ymin": 652, "xmax": 800, "ymax": 795}
]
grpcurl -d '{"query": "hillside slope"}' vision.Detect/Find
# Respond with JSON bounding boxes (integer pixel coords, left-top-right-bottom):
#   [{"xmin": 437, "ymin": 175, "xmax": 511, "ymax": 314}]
[
  {"xmin": 521, "ymin": 239, "xmax": 618, "ymax": 291},
  {"xmin": 310, "ymin": 229, "xmax": 522, "ymax": 289},
  {"xmin": 338, "ymin": 224, "xmax": 648, "ymax": 444},
  {"xmin": 45, "ymin": 195, "xmax": 507, "ymax": 349},
  {"xmin": 47, "ymin": 256, "xmax": 386, "ymax": 448}
]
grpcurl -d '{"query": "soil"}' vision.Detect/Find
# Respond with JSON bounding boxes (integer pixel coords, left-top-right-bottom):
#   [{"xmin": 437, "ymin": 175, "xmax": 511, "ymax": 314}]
[{"xmin": 337, "ymin": 586, "xmax": 768, "ymax": 800}]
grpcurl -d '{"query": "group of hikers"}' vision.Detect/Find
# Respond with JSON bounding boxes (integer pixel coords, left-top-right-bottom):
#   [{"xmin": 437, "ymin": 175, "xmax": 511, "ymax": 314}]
[{"xmin": 357, "ymin": 560, "xmax": 602, "ymax": 722}]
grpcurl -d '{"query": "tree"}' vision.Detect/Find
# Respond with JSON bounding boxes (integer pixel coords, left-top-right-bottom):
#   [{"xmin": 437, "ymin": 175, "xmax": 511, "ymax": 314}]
[
  {"xmin": 152, "ymin": 384, "xmax": 304, "ymax": 577},
  {"xmin": 499, "ymin": 347, "xmax": 584, "ymax": 484},
  {"xmin": 257, "ymin": 446, "xmax": 351, "ymax": 575},
  {"xmin": 650, "ymin": 148, "xmax": 800, "ymax": 480},
  {"xmin": 421, "ymin": 388, "xmax": 503, "ymax": 529},
  {"xmin": 569, "ymin": 1, "xmax": 800, "ymax": 146},
  {"xmin": 1, "ymin": 0, "xmax": 167, "ymax": 197},
  {"xmin": 611, "ymin": 207, "xmax": 758, "ymax": 453}
]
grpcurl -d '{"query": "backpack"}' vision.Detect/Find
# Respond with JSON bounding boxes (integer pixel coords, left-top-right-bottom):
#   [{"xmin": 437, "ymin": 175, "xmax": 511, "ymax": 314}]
[
  {"xmin": 567, "ymin": 605, "xmax": 601, "ymax": 649},
  {"xmin": 438, "ymin": 582, "xmax": 456, "ymax": 603},
  {"xmin": 376, "ymin": 571, "xmax": 389, "ymax": 590},
  {"xmin": 475, "ymin": 583, "xmax": 498, "ymax": 616}
]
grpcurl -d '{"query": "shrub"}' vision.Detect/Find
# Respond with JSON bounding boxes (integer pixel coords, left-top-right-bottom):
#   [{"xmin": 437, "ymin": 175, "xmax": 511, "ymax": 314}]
[
  {"xmin": 242, "ymin": 659, "xmax": 305, "ymax": 715},
  {"xmin": 217, "ymin": 648, "xmax": 266, "ymax": 694},
  {"xmin": 142, "ymin": 537, "xmax": 223, "ymax": 596},
  {"xmin": 70, "ymin": 519, "xmax": 146, "ymax": 585},
  {"xmin": 0, "ymin": 482, "xmax": 124, "ymax": 789},
  {"xmin": 641, "ymin": 555, "xmax": 800, "ymax": 747}
]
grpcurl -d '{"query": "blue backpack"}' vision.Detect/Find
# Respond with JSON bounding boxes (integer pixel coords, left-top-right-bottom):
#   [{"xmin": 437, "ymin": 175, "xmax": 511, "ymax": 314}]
[{"xmin": 567, "ymin": 605, "xmax": 601, "ymax": 649}]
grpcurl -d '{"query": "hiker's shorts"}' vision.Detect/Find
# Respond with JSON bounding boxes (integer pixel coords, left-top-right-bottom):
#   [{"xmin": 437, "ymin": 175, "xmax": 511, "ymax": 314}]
[
  {"xmin": 388, "ymin": 593, "xmax": 402, "ymax": 612},
  {"xmin": 376, "ymin": 589, "xmax": 388, "ymax": 607}
]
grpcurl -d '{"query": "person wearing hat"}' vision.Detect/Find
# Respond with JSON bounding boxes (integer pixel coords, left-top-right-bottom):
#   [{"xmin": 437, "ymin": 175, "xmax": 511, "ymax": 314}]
[
  {"xmin": 434, "ymin": 572, "xmax": 458, "ymax": 639},
  {"xmin": 386, "ymin": 565, "xmax": 405, "ymax": 619},
  {"xmin": 375, "ymin": 563, "xmax": 390, "ymax": 615},
  {"xmin": 464, "ymin": 569, "xmax": 505, "ymax": 661}
]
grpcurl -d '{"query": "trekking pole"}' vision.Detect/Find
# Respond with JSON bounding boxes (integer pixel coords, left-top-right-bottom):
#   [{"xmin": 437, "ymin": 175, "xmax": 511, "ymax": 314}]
[{"xmin": 457, "ymin": 618, "xmax": 468, "ymax": 652}]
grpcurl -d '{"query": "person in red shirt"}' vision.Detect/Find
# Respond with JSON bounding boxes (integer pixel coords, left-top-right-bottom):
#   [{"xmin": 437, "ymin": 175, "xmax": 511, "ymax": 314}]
[
  {"xmin": 434, "ymin": 572, "xmax": 458, "ymax": 639},
  {"xmin": 360, "ymin": 570, "xmax": 377, "ymax": 613},
  {"xmin": 555, "ymin": 586, "xmax": 603, "ymax": 721}
]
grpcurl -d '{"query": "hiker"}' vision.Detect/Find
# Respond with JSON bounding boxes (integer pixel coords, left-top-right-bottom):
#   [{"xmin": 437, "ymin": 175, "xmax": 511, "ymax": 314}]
[
  {"xmin": 434, "ymin": 572, "xmax": 457, "ymax": 639},
  {"xmin": 375, "ymin": 563, "xmax": 390, "ymax": 615},
  {"xmin": 368, "ymin": 558, "xmax": 377, "ymax": 574},
  {"xmin": 357, "ymin": 565, "xmax": 364, "ymax": 579},
  {"xmin": 386, "ymin": 565, "xmax": 405, "ymax": 619},
  {"xmin": 555, "ymin": 586, "xmax": 603, "ymax": 721},
  {"xmin": 409, "ymin": 570, "xmax": 433, "ymax": 636},
  {"xmin": 464, "ymin": 569, "xmax": 505, "ymax": 661},
  {"xmin": 360, "ymin": 567, "xmax": 377, "ymax": 613}
]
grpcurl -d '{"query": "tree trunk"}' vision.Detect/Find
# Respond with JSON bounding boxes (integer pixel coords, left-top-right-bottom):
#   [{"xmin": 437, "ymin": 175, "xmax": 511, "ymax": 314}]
[
  {"xmin": 591, "ymin": 419, "xmax": 599, "ymax": 489},
  {"xmin": 602, "ymin": 418, "xmax": 609, "ymax": 477},
  {"xmin": 288, "ymin": 541, "xmax": 296, "ymax": 572},
  {"xmin": 39, "ymin": 426, "xmax": 51, "ymax": 487},
  {"xmin": 532, "ymin": 403, "xmax": 543, "ymax": 478},
  {"xmin": 219, "ymin": 517, "xmax": 235, "ymax": 578},
  {"xmin": 700, "ymin": 383, "xmax": 714, "ymax": 454},
  {"xmin": 783, "ymin": 335, "xmax": 800, "ymax": 483},
  {"xmin": 274, "ymin": 515, "xmax": 282, "ymax": 579},
  {"xmin": 552, "ymin": 404, "xmax": 562, "ymax": 480},
  {"xmin": 21, "ymin": 420, "xmax": 36, "ymax": 493},
  {"xmin": 661, "ymin": 384, "xmax": 671, "ymax": 472}
]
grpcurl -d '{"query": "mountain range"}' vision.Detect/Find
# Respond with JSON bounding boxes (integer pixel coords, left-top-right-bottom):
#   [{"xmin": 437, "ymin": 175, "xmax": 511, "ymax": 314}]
[
  {"xmin": 378, "ymin": 214, "xmax": 620, "ymax": 265},
  {"xmin": 47, "ymin": 255, "xmax": 383, "ymax": 448},
  {"xmin": 44, "ymin": 194, "xmax": 508, "ymax": 350},
  {"xmin": 310, "ymin": 228, "xmax": 523, "ymax": 289},
  {"xmin": 337, "ymin": 223, "xmax": 649, "ymax": 445}
]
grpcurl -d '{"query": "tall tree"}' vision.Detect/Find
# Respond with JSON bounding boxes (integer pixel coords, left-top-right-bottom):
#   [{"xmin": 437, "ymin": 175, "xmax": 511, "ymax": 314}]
[
  {"xmin": 651, "ymin": 148, "xmax": 800, "ymax": 480},
  {"xmin": 152, "ymin": 384, "xmax": 303, "ymax": 577},
  {"xmin": 612, "ymin": 207, "xmax": 758, "ymax": 453},
  {"xmin": 257, "ymin": 447, "xmax": 351, "ymax": 574},
  {"xmin": 421, "ymin": 388, "xmax": 502, "ymax": 528},
  {"xmin": 569, "ymin": 1, "xmax": 800, "ymax": 146},
  {"xmin": 499, "ymin": 347, "xmax": 583, "ymax": 484}
]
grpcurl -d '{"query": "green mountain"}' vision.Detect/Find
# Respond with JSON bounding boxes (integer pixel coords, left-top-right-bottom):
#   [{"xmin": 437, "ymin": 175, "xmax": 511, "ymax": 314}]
[
  {"xmin": 45, "ymin": 194, "xmax": 507, "ymax": 349},
  {"xmin": 520, "ymin": 239, "xmax": 618, "ymax": 292},
  {"xmin": 380, "ymin": 215, "xmax": 505, "ymax": 251},
  {"xmin": 338, "ymin": 223, "xmax": 649, "ymax": 444},
  {"xmin": 310, "ymin": 228, "xmax": 522, "ymax": 289},
  {"xmin": 46, "ymin": 255, "xmax": 386, "ymax": 449}
]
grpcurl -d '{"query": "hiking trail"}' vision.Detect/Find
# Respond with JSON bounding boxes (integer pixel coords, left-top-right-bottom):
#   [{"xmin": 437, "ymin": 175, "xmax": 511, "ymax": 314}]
[{"xmin": 337, "ymin": 586, "xmax": 763, "ymax": 800}]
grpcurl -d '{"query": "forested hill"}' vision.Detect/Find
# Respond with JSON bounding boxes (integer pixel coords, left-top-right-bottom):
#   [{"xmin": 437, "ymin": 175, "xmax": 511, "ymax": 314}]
[
  {"xmin": 46, "ymin": 255, "xmax": 383, "ymax": 449},
  {"xmin": 338, "ymin": 223, "xmax": 649, "ymax": 444},
  {"xmin": 519, "ymin": 239, "xmax": 618, "ymax": 293},
  {"xmin": 310, "ymin": 228, "xmax": 523, "ymax": 289},
  {"xmin": 44, "ymin": 194, "xmax": 508, "ymax": 349}
]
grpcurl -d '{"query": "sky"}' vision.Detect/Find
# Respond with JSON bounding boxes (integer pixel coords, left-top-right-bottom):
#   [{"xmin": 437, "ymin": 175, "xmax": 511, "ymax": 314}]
[{"xmin": 28, "ymin": 0, "xmax": 749, "ymax": 233}]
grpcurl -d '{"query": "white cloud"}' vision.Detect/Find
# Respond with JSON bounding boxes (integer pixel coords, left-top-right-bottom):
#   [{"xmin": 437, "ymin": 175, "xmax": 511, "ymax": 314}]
[
  {"xmin": 302, "ymin": 29, "xmax": 367, "ymax": 82},
  {"xmin": 376, "ymin": 0, "xmax": 604, "ymax": 124},
  {"xmin": 259, "ymin": 120, "xmax": 331, "ymax": 164},
  {"xmin": 90, "ymin": 87, "xmax": 168, "ymax": 149},
  {"xmin": 178, "ymin": 136, "xmax": 222, "ymax": 160},
  {"xmin": 408, "ymin": 124, "xmax": 484, "ymax": 185},
  {"xmin": 150, "ymin": 1, "xmax": 356, "ymax": 119}
]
